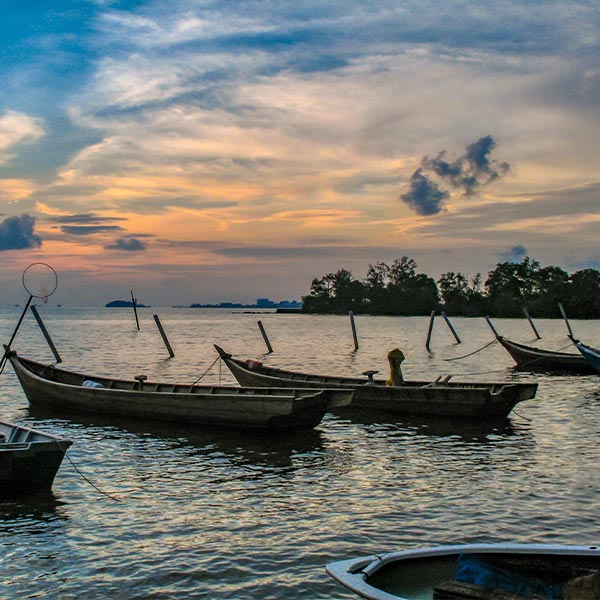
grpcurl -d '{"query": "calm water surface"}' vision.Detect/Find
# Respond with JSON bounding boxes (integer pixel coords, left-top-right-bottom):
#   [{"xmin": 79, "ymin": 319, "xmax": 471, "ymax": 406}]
[{"xmin": 1, "ymin": 308, "xmax": 599, "ymax": 599}]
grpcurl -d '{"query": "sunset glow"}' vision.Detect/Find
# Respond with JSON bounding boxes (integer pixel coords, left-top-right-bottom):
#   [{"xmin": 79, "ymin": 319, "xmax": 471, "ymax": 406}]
[{"xmin": 1, "ymin": 1, "xmax": 598, "ymax": 306}]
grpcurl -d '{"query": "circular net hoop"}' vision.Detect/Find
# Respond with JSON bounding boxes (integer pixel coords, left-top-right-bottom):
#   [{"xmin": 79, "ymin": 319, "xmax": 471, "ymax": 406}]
[{"xmin": 22, "ymin": 263, "xmax": 58, "ymax": 299}]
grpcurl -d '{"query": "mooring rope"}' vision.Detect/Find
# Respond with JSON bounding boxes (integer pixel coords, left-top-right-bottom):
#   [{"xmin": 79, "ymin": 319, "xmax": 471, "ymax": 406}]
[
  {"xmin": 57, "ymin": 440, "xmax": 121, "ymax": 502},
  {"xmin": 444, "ymin": 338, "xmax": 499, "ymax": 361},
  {"xmin": 191, "ymin": 355, "xmax": 221, "ymax": 385}
]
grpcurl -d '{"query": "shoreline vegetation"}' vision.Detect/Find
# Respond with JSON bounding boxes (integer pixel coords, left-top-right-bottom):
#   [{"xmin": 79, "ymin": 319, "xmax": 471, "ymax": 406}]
[{"xmin": 300, "ymin": 256, "xmax": 600, "ymax": 319}]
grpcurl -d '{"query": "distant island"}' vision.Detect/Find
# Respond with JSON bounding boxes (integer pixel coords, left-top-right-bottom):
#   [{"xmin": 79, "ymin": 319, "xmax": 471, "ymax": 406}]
[
  {"xmin": 106, "ymin": 300, "xmax": 149, "ymax": 308},
  {"xmin": 187, "ymin": 298, "xmax": 302, "ymax": 310}
]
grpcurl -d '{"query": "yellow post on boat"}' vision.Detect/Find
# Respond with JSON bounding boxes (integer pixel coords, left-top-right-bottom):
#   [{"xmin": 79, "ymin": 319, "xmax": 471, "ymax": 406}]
[{"xmin": 386, "ymin": 348, "xmax": 405, "ymax": 386}]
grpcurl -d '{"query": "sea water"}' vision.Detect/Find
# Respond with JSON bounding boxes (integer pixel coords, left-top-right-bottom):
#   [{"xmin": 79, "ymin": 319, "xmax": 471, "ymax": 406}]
[{"xmin": 0, "ymin": 308, "xmax": 599, "ymax": 599}]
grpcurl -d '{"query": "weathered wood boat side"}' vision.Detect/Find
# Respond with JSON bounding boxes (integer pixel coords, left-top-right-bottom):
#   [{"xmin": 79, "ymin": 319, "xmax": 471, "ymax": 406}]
[
  {"xmin": 0, "ymin": 421, "xmax": 72, "ymax": 493},
  {"xmin": 497, "ymin": 335, "xmax": 596, "ymax": 374},
  {"xmin": 326, "ymin": 543, "xmax": 600, "ymax": 600},
  {"xmin": 214, "ymin": 346, "xmax": 537, "ymax": 420},
  {"xmin": 571, "ymin": 338, "xmax": 600, "ymax": 374},
  {"xmin": 7, "ymin": 352, "xmax": 343, "ymax": 431}
]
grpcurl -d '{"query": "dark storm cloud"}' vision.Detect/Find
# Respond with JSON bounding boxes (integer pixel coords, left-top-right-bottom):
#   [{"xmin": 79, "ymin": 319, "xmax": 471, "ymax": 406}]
[
  {"xmin": 400, "ymin": 168, "xmax": 450, "ymax": 216},
  {"xmin": 106, "ymin": 237, "xmax": 148, "ymax": 251},
  {"xmin": 0, "ymin": 214, "xmax": 42, "ymax": 251},
  {"xmin": 401, "ymin": 135, "xmax": 511, "ymax": 214}
]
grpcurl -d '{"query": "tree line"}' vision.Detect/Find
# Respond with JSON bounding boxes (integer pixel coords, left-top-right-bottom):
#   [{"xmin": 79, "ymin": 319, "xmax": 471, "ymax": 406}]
[{"xmin": 301, "ymin": 256, "xmax": 600, "ymax": 318}]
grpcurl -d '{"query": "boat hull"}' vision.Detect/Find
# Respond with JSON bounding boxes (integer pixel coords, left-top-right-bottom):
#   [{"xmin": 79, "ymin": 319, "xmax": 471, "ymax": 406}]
[
  {"xmin": 215, "ymin": 347, "xmax": 537, "ymax": 420},
  {"xmin": 8, "ymin": 353, "xmax": 333, "ymax": 431},
  {"xmin": 326, "ymin": 543, "xmax": 600, "ymax": 600},
  {"xmin": 571, "ymin": 338, "xmax": 600, "ymax": 374},
  {"xmin": 497, "ymin": 336, "xmax": 596, "ymax": 374},
  {"xmin": 0, "ymin": 421, "xmax": 72, "ymax": 494}
]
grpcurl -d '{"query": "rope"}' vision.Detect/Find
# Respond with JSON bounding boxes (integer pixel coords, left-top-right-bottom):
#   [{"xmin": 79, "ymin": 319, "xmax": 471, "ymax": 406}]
[
  {"xmin": 444, "ymin": 338, "xmax": 498, "ymax": 361},
  {"xmin": 57, "ymin": 440, "xmax": 121, "ymax": 502},
  {"xmin": 191, "ymin": 355, "xmax": 220, "ymax": 385},
  {"xmin": 511, "ymin": 408, "xmax": 533, "ymax": 422}
]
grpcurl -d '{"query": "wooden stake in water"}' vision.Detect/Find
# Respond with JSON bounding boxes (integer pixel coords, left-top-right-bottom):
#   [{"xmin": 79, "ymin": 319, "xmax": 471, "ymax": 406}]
[
  {"xmin": 349, "ymin": 311, "xmax": 359, "ymax": 351},
  {"xmin": 0, "ymin": 295, "xmax": 33, "ymax": 371},
  {"xmin": 558, "ymin": 302, "xmax": 575, "ymax": 338},
  {"xmin": 484, "ymin": 315, "xmax": 500, "ymax": 338},
  {"xmin": 522, "ymin": 307, "xmax": 541, "ymax": 339},
  {"xmin": 441, "ymin": 311, "xmax": 461, "ymax": 344},
  {"xmin": 131, "ymin": 290, "xmax": 140, "ymax": 331},
  {"xmin": 30, "ymin": 305, "xmax": 62, "ymax": 363},
  {"xmin": 153, "ymin": 314, "xmax": 174, "ymax": 357},
  {"xmin": 258, "ymin": 320, "xmax": 273, "ymax": 353},
  {"xmin": 425, "ymin": 310, "xmax": 435, "ymax": 351}
]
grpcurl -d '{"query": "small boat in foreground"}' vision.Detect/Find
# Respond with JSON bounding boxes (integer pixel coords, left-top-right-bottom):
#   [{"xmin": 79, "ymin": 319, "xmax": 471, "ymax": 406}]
[
  {"xmin": 326, "ymin": 543, "xmax": 600, "ymax": 599},
  {"xmin": 0, "ymin": 421, "xmax": 72, "ymax": 494},
  {"xmin": 6, "ymin": 351, "xmax": 352, "ymax": 431},
  {"xmin": 496, "ymin": 335, "xmax": 596, "ymax": 374},
  {"xmin": 570, "ymin": 338, "xmax": 600, "ymax": 374},
  {"xmin": 214, "ymin": 346, "xmax": 538, "ymax": 420}
]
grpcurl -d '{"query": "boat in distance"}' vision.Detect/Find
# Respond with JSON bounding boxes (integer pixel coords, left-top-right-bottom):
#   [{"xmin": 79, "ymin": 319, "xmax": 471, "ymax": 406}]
[
  {"xmin": 214, "ymin": 346, "xmax": 538, "ymax": 420},
  {"xmin": 6, "ymin": 351, "xmax": 352, "ymax": 432},
  {"xmin": 0, "ymin": 420, "xmax": 72, "ymax": 494},
  {"xmin": 326, "ymin": 543, "xmax": 600, "ymax": 600},
  {"xmin": 570, "ymin": 337, "xmax": 600, "ymax": 374},
  {"xmin": 496, "ymin": 335, "xmax": 596, "ymax": 375}
]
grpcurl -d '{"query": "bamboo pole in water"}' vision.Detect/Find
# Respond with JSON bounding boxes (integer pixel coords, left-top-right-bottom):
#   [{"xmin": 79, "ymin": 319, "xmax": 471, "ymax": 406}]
[
  {"xmin": 425, "ymin": 311, "xmax": 435, "ymax": 351},
  {"xmin": 558, "ymin": 302, "xmax": 575, "ymax": 338},
  {"xmin": 440, "ymin": 311, "xmax": 461, "ymax": 344},
  {"xmin": 30, "ymin": 305, "xmax": 62, "ymax": 363},
  {"xmin": 522, "ymin": 307, "xmax": 541, "ymax": 339},
  {"xmin": 258, "ymin": 320, "xmax": 273, "ymax": 353},
  {"xmin": 153, "ymin": 314, "xmax": 174, "ymax": 357},
  {"xmin": 349, "ymin": 311, "xmax": 359, "ymax": 351},
  {"xmin": 131, "ymin": 290, "xmax": 140, "ymax": 331}
]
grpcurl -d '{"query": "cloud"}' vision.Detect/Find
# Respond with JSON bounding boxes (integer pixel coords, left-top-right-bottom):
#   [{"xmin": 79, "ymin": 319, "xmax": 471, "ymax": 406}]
[
  {"xmin": 0, "ymin": 214, "xmax": 42, "ymax": 251},
  {"xmin": 106, "ymin": 237, "xmax": 148, "ymax": 251},
  {"xmin": 0, "ymin": 110, "xmax": 45, "ymax": 165},
  {"xmin": 59, "ymin": 225, "xmax": 124, "ymax": 235},
  {"xmin": 499, "ymin": 244, "xmax": 528, "ymax": 263},
  {"xmin": 400, "ymin": 168, "xmax": 449, "ymax": 216},
  {"xmin": 401, "ymin": 135, "xmax": 511, "ymax": 214},
  {"xmin": 46, "ymin": 213, "xmax": 127, "ymax": 224}
]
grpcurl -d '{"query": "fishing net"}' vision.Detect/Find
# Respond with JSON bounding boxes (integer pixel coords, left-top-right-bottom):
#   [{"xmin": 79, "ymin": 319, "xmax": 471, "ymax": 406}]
[{"xmin": 22, "ymin": 262, "xmax": 58, "ymax": 301}]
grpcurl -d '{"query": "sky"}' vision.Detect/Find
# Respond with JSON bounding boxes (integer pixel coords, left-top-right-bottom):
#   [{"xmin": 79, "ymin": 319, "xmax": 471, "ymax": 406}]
[{"xmin": 0, "ymin": 0, "xmax": 599, "ymax": 307}]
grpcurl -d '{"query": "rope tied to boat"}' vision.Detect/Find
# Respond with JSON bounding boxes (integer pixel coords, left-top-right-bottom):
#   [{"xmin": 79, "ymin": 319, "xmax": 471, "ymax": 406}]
[
  {"xmin": 191, "ymin": 354, "xmax": 221, "ymax": 385},
  {"xmin": 57, "ymin": 440, "xmax": 122, "ymax": 502},
  {"xmin": 444, "ymin": 338, "xmax": 499, "ymax": 361}
]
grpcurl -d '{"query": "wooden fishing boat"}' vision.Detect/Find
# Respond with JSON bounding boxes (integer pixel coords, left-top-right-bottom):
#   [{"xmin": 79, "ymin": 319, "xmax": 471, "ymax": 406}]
[
  {"xmin": 326, "ymin": 543, "xmax": 600, "ymax": 599},
  {"xmin": 496, "ymin": 335, "xmax": 596, "ymax": 374},
  {"xmin": 0, "ymin": 420, "xmax": 72, "ymax": 493},
  {"xmin": 6, "ymin": 351, "xmax": 352, "ymax": 431},
  {"xmin": 214, "ymin": 346, "xmax": 538, "ymax": 420},
  {"xmin": 570, "ymin": 338, "xmax": 600, "ymax": 374}
]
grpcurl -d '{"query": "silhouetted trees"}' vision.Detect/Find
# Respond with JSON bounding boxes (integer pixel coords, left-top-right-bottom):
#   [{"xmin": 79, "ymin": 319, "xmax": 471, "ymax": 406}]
[{"xmin": 302, "ymin": 256, "xmax": 600, "ymax": 318}]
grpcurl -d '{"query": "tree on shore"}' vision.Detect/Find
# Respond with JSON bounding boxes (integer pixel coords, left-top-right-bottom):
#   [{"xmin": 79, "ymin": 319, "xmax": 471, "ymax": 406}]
[{"xmin": 302, "ymin": 256, "xmax": 600, "ymax": 318}]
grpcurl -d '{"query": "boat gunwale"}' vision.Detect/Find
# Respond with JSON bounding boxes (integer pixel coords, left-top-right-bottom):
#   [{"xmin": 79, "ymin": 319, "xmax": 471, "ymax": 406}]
[
  {"xmin": 221, "ymin": 351, "xmax": 535, "ymax": 393},
  {"xmin": 498, "ymin": 335, "xmax": 584, "ymax": 359},
  {"xmin": 326, "ymin": 543, "xmax": 600, "ymax": 600},
  {"xmin": 0, "ymin": 420, "xmax": 73, "ymax": 453},
  {"xmin": 9, "ymin": 352, "xmax": 334, "ymax": 402}
]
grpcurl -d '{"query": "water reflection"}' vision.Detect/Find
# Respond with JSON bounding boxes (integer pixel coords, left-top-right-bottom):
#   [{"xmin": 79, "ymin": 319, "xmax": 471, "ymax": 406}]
[
  {"xmin": 334, "ymin": 411, "xmax": 532, "ymax": 443},
  {"xmin": 0, "ymin": 490, "xmax": 68, "ymax": 529},
  {"xmin": 25, "ymin": 406, "xmax": 325, "ymax": 471}
]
